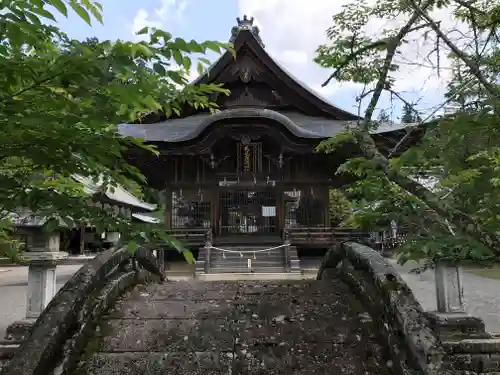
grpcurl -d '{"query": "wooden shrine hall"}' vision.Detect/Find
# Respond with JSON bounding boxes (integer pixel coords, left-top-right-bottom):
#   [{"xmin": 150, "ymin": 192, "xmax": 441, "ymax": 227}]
[{"xmin": 119, "ymin": 16, "xmax": 424, "ymax": 270}]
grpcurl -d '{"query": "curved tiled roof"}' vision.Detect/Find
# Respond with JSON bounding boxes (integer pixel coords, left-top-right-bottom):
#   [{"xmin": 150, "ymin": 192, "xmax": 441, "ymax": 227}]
[
  {"xmin": 72, "ymin": 175, "xmax": 156, "ymax": 211},
  {"xmin": 118, "ymin": 108, "xmax": 416, "ymax": 143},
  {"xmin": 120, "ymin": 17, "xmax": 421, "ymax": 145}
]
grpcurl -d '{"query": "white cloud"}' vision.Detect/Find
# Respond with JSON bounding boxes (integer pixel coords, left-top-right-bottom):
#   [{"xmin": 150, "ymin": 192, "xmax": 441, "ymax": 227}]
[
  {"xmin": 132, "ymin": 9, "xmax": 162, "ymax": 37},
  {"xmin": 237, "ymin": 0, "xmax": 470, "ymax": 114},
  {"xmin": 155, "ymin": 0, "xmax": 187, "ymax": 20},
  {"xmin": 131, "ymin": 0, "xmax": 187, "ymax": 40}
]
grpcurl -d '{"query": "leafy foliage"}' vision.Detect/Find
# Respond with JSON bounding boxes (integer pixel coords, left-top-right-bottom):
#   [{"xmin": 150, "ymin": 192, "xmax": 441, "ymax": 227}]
[
  {"xmin": 328, "ymin": 189, "xmax": 353, "ymax": 227},
  {"xmin": 400, "ymin": 103, "xmax": 422, "ymax": 123},
  {"xmin": 315, "ymin": 0, "xmax": 500, "ymax": 265},
  {"xmin": 0, "ymin": 0, "xmax": 230, "ymax": 261}
]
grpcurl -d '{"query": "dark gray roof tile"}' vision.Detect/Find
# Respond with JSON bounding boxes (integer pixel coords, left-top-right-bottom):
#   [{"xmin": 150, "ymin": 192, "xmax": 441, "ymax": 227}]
[{"xmin": 118, "ymin": 109, "xmax": 417, "ymax": 143}]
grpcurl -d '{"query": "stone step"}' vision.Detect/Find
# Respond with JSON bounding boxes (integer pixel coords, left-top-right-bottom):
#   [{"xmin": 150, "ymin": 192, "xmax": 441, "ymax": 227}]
[
  {"xmin": 83, "ymin": 279, "xmax": 391, "ymax": 374},
  {"xmin": 198, "ymin": 244, "xmax": 295, "ymax": 275},
  {"xmin": 442, "ymin": 338, "xmax": 500, "ymax": 354},
  {"xmin": 210, "ymin": 262, "xmax": 285, "ymax": 268},
  {"xmin": 210, "ymin": 258, "xmax": 284, "ymax": 263},
  {"xmin": 208, "ymin": 267, "xmax": 287, "ymax": 273},
  {"xmin": 210, "ymin": 258, "xmax": 283, "ymax": 262},
  {"xmin": 197, "ymin": 273, "xmax": 304, "ymax": 281},
  {"xmin": 425, "ymin": 312, "xmax": 487, "ymax": 337},
  {"xmin": 211, "ymin": 261, "xmax": 284, "ymax": 265},
  {"xmin": 210, "ymin": 262, "xmax": 285, "ymax": 270}
]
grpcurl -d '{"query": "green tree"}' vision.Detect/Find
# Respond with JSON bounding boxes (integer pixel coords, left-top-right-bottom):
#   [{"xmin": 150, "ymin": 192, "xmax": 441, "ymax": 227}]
[
  {"xmin": 0, "ymin": 0, "xmax": 229, "ymax": 261},
  {"xmin": 328, "ymin": 189, "xmax": 353, "ymax": 227},
  {"xmin": 400, "ymin": 103, "xmax": 422, "ymax": 123},
  {"xmin": 377, "ymin": 109, "xmax": 390, "ymax": 123},
  {"xmin": 314, "ymin": 0, "xmax": 500, "ymax": 264}
]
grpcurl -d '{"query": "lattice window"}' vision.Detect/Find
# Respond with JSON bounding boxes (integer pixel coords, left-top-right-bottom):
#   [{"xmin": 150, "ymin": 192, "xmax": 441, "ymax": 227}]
[
  {"xmin": 219, "ymin": 188, "xmax": 277, "ymax": 235},
  {"xmin": 171, "ymin": 189, "xmax": 211, "ymax": 229},
  {"xmin": 284, "ymin": 188, "xmax": 328, "ymax": 228}
]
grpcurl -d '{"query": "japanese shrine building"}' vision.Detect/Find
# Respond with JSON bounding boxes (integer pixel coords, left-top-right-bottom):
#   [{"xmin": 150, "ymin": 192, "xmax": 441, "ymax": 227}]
[{"xmin": 119, "ymin": 16, "xmax": 423, "ymax": 262}]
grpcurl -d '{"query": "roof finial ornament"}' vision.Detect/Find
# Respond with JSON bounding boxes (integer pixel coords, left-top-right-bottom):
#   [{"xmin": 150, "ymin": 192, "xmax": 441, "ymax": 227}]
[{"xmin": 230, "ymin": 15, "xmax": 265, "ymax": 48}]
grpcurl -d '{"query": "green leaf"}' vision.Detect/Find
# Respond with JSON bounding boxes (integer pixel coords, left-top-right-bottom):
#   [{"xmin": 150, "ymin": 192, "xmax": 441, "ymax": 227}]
[
  {"xmin": 166, "ymin": 70, "xmax": 187, "ymax": 85},
  {"xmin": 198, "ymin": 57, "xmax": 211, "ymax": 66},
  {"xmin": 203, "ymin": 41, "xmax": 221, "ymax": 54},
  {"xmin": 136, "ymin": 26, "xmax": 149, "ymax": 36},
  {"xmin": 196, "ymin": 61, "xmax": 204, "ymax": 75},
  {"xmin": 187, "ymin": 40, "xmax": 204, "ymax": 53},
  {"xmin": 127, "ymin": 240, "xmax": 138, "ymax": 253},
  {"xmin": 182, "ymin": 56, "xmax": 192, "ymax": 71},
  {"xmin": 87, "ymin": 4, "xmax": 103, "ymax": 24},
  {"xmin": 167, "ymin": 236, "xmax": 195, "ymax": 264},
  {"xmin": 153, "ymin": 62, "xmax": 166, "ymax": 76},
  {"xmin": 142, "ymin": 95, "xmax": 162, "ymax": 110},
  {"xmin": 182, "ymin": 250, "xmax": 196, "ymax": 265},
  {"xmin": 134, "ymin": 44, "xmax": 154, "ymax": 57},
  {"xmin": 49, "ymin": 0, "xmax": 68, "ymax": 17},
  {"xmin": 69, "ymin": 2, "xmax": 92, "ymax": 25},
  {"xmin": 29, "ymin": 7, "xmax": 56, "ymax": 21},
  {"xmin": 173, "ymin": 50, "xmax": 183, "ymax": 66},
  {"xmin": 173, "ymin": 37, "xmax": 188, "ymax": 51},
  {"xmin": 94, "ymin": 1, "xmax": 103, "ymax": 11},
  {"xmin": 26, "ymin": 12, "xmax": 42, "ymax": 24}
]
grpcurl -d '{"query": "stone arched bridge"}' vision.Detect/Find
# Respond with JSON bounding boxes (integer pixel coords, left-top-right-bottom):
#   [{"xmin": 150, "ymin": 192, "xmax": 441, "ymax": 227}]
[{"xmin": 1, "ymin": 243, "xmax": 499, "ymax": 375}]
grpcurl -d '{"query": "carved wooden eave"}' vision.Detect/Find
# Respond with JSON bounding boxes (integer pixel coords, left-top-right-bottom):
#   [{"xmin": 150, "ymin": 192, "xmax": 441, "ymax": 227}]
[
  {"xmin": 192, "ymin": 25, "xmax": 357, "ymax": 120},
  {"xmin": 119, "ymin": 16, "xmax": 429, "ymax": 161}
]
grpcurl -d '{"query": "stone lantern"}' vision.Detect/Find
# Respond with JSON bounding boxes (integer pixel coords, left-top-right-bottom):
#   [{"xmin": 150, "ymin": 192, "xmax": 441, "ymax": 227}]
[{"xmin": 6, "ymin": 216, "xmax": 68, "ymax": 340}]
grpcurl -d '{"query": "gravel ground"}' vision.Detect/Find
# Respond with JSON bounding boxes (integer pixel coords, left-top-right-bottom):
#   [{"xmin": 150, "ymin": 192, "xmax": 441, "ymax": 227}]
[{"xmin": 389, "ymin": 259, "xmax": 500, "ymax": 334}]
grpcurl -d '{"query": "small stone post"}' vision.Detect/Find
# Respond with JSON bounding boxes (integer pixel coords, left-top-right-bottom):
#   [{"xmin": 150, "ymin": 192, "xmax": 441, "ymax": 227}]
[
  {"xmin": 284, "ymin": 229, "xmax": 291, "ymax": 272},
  {"xmin": 204, "ymin": 229, "xmax": 213, "ymax": 274},
  {"xmin": 427, "ymin": 261, "xmax": 490, "ymax": 343},
  {"xmin": 5, "ymin": 230, "xmax": 68, "ymax": 340},
  {"xmin": 434, "ymin": 261, "xmax": 464, "ymax": 313}
]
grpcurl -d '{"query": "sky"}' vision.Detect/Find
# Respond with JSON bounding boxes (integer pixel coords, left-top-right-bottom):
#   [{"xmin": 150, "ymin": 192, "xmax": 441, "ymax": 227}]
[{"xmin": 54, "ymin": 0, "xmax": 459, "ymax": 121}]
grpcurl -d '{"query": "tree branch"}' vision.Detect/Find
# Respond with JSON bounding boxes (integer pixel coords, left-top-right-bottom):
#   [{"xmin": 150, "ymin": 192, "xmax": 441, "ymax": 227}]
[
  {"xmin": 409, "ymin": 0, "xmax": 499, "ymax": 97},
  {"xmin": 1, "ymin": 60, "xmax": 73, "ymax": 103},
  {"xmin": 322, "ymin": 40, "xmax": 388, "ymax": 88},
  {"xmin": 350, "ymin": 0, "xmax": 500, "ymax": 253},
  {"xmin": 322, "ymin": 22, "xmax": 433, "ymax": 88},
  {"xmin": 388, "ymin": 76, "xmax": 476, "ymax": 157}
]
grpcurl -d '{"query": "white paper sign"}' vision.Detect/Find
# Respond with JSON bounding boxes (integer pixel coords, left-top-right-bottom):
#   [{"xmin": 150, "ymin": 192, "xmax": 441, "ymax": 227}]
[{"xmin": 262, "ymin": 206, "xmax": 276, "ymax": 217}]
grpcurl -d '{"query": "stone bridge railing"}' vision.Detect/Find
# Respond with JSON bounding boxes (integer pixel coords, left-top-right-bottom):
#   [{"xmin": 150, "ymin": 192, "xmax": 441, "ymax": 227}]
[
  {"xmin": 318, "ymin": 241, "xmax": 500, "ymax": 374},
  {"xmin": 0, "ymin": 246, "xmax": 165, "ymax": 375},
  {"xmin": 317, "ymin": 241, "xmax": 444, "ymax": 374}
]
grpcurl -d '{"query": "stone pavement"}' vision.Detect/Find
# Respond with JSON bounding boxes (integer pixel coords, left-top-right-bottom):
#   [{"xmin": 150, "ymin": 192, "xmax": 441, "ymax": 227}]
[
  {"xmin": 82, "ymin": 280, "xmax": 391, "ymax": 374},
  {"xmin": 389, "ymin": 259, "xmax": 500, "ymax": 334}
]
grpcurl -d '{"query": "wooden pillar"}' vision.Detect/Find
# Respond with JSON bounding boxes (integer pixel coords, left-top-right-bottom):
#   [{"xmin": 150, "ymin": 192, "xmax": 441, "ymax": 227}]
[
  {"xmin": 79, "ymin": 225, "xmax": 85, "ymax": 255},
  {"xmin": 208, "ymin": 184, "xmax": 218, "ymax": 236},
  {"xmin": 326, "ymin": 187, "xmax": 331, "ymax": 227},
  {"xmin": 164, "ymin": 188, "xmax": 172, "ymax": 229},
  {"xmin": 276, "ymin": 183, "xmax": 284, "ymax": 237},
  {"xmin": 318, "ymin": 186, "xmax": 329, "ymax": 227}
]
